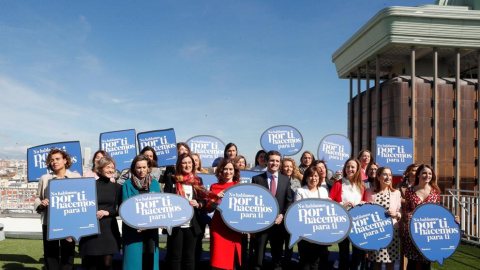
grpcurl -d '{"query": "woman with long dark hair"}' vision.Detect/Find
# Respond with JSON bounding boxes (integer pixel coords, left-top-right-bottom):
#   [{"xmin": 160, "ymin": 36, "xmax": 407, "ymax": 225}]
[
  {"xmin": 252, "ymin": 150, "xmax": 267, "ymax": 171},
  {"xmin": 224, "ymin": 142, "xmax": 238, "ymax": 159},
  {"xmin": 118, "ymin": 146, "xmax": 162, "ymax": 185},
  {"xmin": 207, "ymin": 158, "xmax": 242, "ymax": 270},
  {"xmin": 122, "ymin": 154, "xmax": 161, "ymax": 270},
  {"xmin": 165, "ymin": 153, "xmax": 208, "ymax": 270},
  {"xmin": 403, "ymin": 164, "xmax": 440, "ymax": 270}
]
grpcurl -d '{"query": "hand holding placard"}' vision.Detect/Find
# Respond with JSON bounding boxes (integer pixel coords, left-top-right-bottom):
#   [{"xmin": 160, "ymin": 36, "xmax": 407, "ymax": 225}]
[
  {"xmin": 409, "ymin": 203, "xmax": 461, "ymax": 266},
  {"xmin": 285, "ymin": 199, "xmax": 351, "ymax": 248},
  {"xmin": 119, "ymin": 193, "xmax": 194, "ymax": 235}
]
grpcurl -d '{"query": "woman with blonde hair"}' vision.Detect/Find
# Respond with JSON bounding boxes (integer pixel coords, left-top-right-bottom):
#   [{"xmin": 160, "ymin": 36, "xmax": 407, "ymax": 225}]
[{"xmin": 329, "ymin": 158, "xmax": 366, "ymax": 270}]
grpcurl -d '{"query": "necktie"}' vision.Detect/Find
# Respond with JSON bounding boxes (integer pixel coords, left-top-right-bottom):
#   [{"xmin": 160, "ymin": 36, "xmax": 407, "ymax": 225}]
[{"xmin": 270, "ymin": 174, "xmax": 276, "ymax": 196}]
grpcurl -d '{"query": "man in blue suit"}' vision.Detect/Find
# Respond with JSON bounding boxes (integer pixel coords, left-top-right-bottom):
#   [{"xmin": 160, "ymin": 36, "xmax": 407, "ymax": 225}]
[{"xmin": 251, "ymin": 150, "xmax": 293, "ymax": 270}]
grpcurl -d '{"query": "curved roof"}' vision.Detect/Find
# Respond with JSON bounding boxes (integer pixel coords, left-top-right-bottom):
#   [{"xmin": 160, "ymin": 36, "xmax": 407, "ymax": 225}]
[{"xmin": 332, "ymin": 4, "xmax": 480, "ymax": 79}]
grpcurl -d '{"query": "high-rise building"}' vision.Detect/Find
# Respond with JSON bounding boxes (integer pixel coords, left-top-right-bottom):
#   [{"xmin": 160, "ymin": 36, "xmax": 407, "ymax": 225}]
[
  {"xmin": 332, "ymin": 2, "xmax": 480, "ymax": 192},
  {"xmin": 84, "ymin": 147, "xmax": 92, "ymax": 167}
]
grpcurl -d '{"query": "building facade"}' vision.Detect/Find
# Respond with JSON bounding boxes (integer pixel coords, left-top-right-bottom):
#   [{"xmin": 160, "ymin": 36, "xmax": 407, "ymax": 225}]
[{"xmin": 332, "ymin": 2, "xmax": 480, "ymax": 192}]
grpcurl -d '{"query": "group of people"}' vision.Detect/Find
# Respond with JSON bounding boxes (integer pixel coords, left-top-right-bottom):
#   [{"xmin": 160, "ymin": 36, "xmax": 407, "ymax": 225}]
[{"xmin": 34, "ymin": 144, "xmax": 453, "ymax": 270}]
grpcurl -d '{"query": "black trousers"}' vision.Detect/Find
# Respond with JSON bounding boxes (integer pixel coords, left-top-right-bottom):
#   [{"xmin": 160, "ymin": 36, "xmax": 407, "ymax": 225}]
[
  {"xmin": 253, "ymin": 223, "xmax": 285, "ymax": 270},
  {"xmin": 298, "ymin": 240, "xmax": 329, "ymax": 270},
  {"xmin": 167, "ymin": 226, "xmax": 198, "ymax": 270},
  {"xmin": 338, "ymin": 238, "xmax": 364, "ymax": 270},
  {"xmin": 407, "ymin": 259, "xmax": 431, "ymax": 270},
  {"xmin": 42, "ymin": 224, "xmax": 75, "ymax": 270}
]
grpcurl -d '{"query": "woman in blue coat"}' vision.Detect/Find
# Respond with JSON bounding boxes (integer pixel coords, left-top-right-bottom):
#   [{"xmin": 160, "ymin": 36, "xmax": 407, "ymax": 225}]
[{"xmin": 122, "ymin": 154, "xmax": 161, "ymax": 270}]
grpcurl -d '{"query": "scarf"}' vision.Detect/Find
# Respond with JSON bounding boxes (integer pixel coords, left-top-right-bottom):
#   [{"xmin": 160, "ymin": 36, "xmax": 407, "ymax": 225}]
[
  {"xmin": 174, "ymin": 173, "xmax": 211, "ymax": 200},
  {"xmin": 132, "ymin": 174, "xmax": 153, "ymax": 191}
]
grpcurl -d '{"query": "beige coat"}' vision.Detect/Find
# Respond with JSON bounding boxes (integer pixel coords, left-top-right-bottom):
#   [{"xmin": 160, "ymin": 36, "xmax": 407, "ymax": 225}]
[{"xmin": 34, "ymin": 170, "xmax": 82, "ymax": 225}]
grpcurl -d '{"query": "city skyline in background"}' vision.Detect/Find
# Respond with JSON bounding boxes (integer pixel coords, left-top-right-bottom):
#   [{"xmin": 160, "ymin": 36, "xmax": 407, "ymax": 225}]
[{"xmin": 0, "ymin": 0, "xmax": 434, "ymax": 164}]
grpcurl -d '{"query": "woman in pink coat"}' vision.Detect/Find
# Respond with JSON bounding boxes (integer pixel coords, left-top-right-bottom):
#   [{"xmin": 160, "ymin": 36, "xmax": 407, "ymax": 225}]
[{"xmin": 364, "ymin": 166, "xmax": 402, "ymax": 270}]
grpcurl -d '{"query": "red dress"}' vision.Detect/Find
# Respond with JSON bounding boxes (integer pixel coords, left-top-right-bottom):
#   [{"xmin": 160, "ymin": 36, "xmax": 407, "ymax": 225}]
[
  {"xmin": 207, "ymin": 181, "xmax": 242, "ymax": 269},
  {"xmin": 402, "ymin": 187, "xmax": 440, "ymax": 262}
]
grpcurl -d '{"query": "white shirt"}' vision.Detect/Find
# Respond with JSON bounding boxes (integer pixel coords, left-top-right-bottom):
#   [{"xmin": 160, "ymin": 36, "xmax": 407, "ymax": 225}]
[
  {"xmin": 180, "ymin": 184, "xmax": 193, "ymax": 228},
  {"xmin": 341, "ymin": 178, "xmax": 362, "ymax": 206},
  {"xmin": 295, "ymin": 184, "xmax": 329, "ymax": 201}
]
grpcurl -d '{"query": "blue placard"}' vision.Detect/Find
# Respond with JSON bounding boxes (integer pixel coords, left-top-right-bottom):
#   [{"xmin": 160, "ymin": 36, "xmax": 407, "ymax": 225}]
[
  {"xmin": 348, "ymin": 204, "xmax": 394, "ymax": 251},
  {"xmin": 137, "ymin": 129, "xmax": 177, "ymax": 166},
  {"xmin": 100, "ymin": 129, "xmax": 137, "ymax": 171},
  {"xmin": 198, "ymin": 173, "xmax": 218, "ymax": 192},
  {"xmin": 285, "ymin": 199, "xmax": 351, "ymax": 248},
  {"xmin": 27, "ymin": 141, "xmax": 83, "ymax": 182},
  {"xmin": 260, "ymin": 125, "xmax": 303, "ymax": 156},
  {"xmin": 375, "ymin": 137, "xmax": 413, "ymax": 175},
  {"xmin": 409, "ymin": 203, "xmax": 461, "ymax": 266},
  {"xmin": 317, "ymin": 134, "xmax": 351, "ymax": 172},
  {"xmin": 119, "ymin": 193, "xmax": 194, "ymax": 235},
  {"xmin": 239, "ymin": 170, "xmax": 259, "ymax": 184},
  {"xmin": 186, "ymin": 135, "xmax": 225, "ymax": 167},
  {"xmin": 47, "ymin": 178, "xmax": 99, "ymax": 242},
  {"xmin": 216, "ymin": 184, "xmax": 279, "ymax": 233}
]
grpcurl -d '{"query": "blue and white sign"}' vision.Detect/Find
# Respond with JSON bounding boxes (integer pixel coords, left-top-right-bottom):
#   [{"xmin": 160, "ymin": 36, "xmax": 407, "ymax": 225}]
[
  {"xmin": 137, "ymin": 129, "xmax": 177, "ymax": 166},
  {"xmin": 239, "ymin": 170, "xmax": 260, "ymax": 184},
  {"xmin": 47, "ymin": 178, "xmax": 98, "ymax": 242},
  {"xmin": 409, "ymin": 203, "xmax": 460, "ymax": 266},
  {"xmin": 27, "ymin": 141, "xmax": 83, "ymax": 182},
  {"xmin": 186, "ymin": 135, "xmax": 225, "ymax": 167},
  {"xmin": 119, "ymin": 193, "xmax": 194, "ymax": 235},
  {"xmin": 375, "ymin": 137, "xmax": 413, "ymax": 175},
  {"xmin": 217, "ymin": 184, "xmax": 279, "ymax": 233},
  {"xmin": 198, "ymin": 173, "xmax": 218, "ymax": 193},
  {"xmin": 260, "ymin": 125, "xmax": 303, "ymax": 156},
  {"xmin": 100, "ymin": 129, "xmax": 137, "ymax": 171},
  {"xmin": 285, "ymin": 199, "xmax": 351, "ymax": 248},
  {"xmin": 348, "ymin": 204, "xmax": 394, "ymax": 251},
  {"xmin": 317, "ymin": 134, "xmax": 351, "ymax": 172}
]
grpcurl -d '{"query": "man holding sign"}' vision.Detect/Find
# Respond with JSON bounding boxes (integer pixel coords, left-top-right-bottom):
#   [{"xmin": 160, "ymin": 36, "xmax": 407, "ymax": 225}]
[{"xmin": 251, "ymin": 150, "xmax": 293, "ymax": 270}]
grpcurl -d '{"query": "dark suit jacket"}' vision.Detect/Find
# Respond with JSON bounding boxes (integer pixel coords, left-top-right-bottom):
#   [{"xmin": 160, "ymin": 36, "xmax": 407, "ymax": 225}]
[{"xmin": 251, "ymin": 172, "xmax": 293, "ymax": 215}]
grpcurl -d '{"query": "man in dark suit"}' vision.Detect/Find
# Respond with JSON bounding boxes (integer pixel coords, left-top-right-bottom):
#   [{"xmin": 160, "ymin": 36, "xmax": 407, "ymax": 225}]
[{"xmin": 251, "ymin": 150, "xmax": 293, "ymax": 270}]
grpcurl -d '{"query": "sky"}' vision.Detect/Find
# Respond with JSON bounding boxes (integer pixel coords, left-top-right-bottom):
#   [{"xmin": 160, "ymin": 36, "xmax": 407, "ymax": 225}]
[{"xmin": 0, "ymin": 0, "xmax": 434, "ymax": 164}]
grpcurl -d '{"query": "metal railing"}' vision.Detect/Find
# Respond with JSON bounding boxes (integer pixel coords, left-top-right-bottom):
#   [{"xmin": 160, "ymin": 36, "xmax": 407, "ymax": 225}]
[
  {"xmin": 0, "ymin": 187, "xmax": 36, "ymax": 213},
  {"xmin": 440, "ymin": 189, "xmax": 479, "ymax": 243},
  {"xmin": 1, "ymin": 187, "xmax": 479, "ymax": 243}
]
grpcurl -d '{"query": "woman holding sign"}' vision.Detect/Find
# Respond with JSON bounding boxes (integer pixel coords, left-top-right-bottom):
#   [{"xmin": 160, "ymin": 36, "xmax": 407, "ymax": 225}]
[
  {"xmin": 329, "ymin": 158, "xmax": 366, "ymax": 270},
  {"xmin": 295, "ymin": 166, "xmax": 330, "ymax": 270},
  {"xmin": 122, "ymin": 154, "xmax": 161, "ymax": 270},
  {"xmin": 207, "ymin": 158, "xmax": 242, "ymax": 270},
  {"xmin": 364, "ymin": 167, "xmax": 401, "ymax": 270},
  {"xmin": 165, "ymin": 153, "xmax": 208, "ymax": 270},
  {"xmin": 403, "ymin": 164, "xmax": 440, "ymax": 270},
  {"xmin": 35, "ymin": 148, "xmax": 81, "ymax": 270},
  {"xmin": 79, "ymin": 156, "xmax": 121, "ymax": 270}
]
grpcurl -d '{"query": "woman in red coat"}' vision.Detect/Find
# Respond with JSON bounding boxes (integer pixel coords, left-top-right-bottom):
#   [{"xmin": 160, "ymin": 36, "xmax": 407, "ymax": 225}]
[{"xmin": 207, "ymin": 158, "xmax": 242, "ymax": 270}]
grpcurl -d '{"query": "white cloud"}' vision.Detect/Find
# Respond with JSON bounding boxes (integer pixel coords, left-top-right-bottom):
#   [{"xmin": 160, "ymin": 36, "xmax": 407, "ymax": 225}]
[{"xmin": 180, "ymin": 41, "xmax": 211, "ymax": 59}]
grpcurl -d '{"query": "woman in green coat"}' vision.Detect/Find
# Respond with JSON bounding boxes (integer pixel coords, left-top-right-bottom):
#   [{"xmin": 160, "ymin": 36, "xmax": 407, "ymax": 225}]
[{"xmin": 122, "ymin": 154, "xmax": 161, "ymax": 270}]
